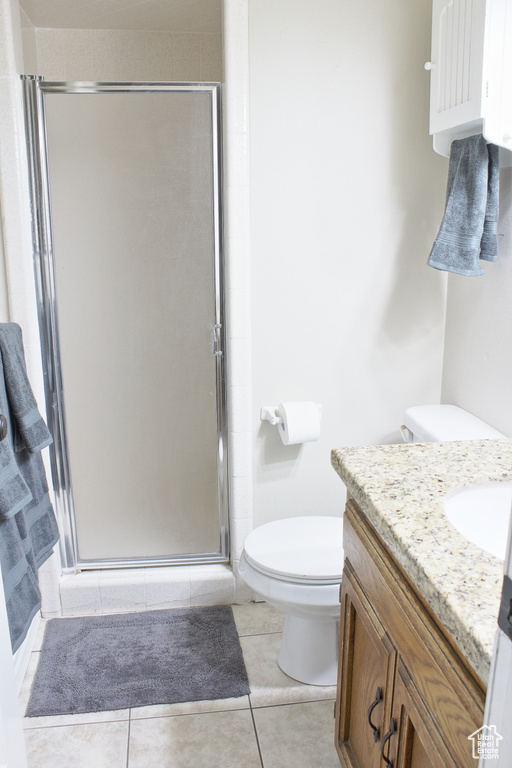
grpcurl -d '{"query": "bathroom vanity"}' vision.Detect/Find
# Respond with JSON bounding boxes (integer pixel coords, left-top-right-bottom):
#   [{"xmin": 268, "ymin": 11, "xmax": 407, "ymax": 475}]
[{"xmin": 331, "ymin": 438, "xmax": 512, "ymax": 768}]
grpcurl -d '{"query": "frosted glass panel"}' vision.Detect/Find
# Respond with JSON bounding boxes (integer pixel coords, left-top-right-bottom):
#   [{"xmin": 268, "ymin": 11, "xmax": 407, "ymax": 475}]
[{"xmin": 44, "ymin": 90, "xmax": 221, "ymax": 561}]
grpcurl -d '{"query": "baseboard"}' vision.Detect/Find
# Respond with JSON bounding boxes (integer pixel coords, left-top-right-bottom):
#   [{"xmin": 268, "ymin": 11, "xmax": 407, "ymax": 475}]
[{"xmin": 13, "ymin": 611, "xmax": 41, "ymax": 692}]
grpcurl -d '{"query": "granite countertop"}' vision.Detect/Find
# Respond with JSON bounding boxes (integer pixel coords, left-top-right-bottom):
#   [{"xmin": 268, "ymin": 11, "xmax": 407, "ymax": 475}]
[{"xmin": 331, "ymin": 438, "xmax": 512, "ymax": 686}]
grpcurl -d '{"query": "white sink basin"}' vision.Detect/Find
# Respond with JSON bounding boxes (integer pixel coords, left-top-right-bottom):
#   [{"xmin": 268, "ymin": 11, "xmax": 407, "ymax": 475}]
[{"xmin": 444, "ymin": 482, "xmax": 512, "ymax": 560}]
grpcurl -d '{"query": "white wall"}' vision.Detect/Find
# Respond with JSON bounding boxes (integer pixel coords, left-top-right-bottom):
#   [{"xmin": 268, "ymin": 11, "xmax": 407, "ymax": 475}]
[
  {"xmin": 441, "ymin": 165, "xmax": 512, "ymax": 436},
  {"xmin": 19, "ymin": 7, "xmax": 36, "ymax": 70},
  {"xmin": 249, "ymin": 0, "xmax": 448, "ymax": 526}
]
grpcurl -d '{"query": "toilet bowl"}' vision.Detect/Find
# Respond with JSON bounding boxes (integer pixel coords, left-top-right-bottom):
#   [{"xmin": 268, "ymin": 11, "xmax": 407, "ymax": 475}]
[{"xmin": 239, "ymin": 516, "xmax": 343, "ymax": 686}]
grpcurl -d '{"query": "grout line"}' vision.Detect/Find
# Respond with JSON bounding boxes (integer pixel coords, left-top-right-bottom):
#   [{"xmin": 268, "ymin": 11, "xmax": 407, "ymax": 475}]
[
  {"xmin": 126, "ymin": 715, "xmax": 132, "ymax": 768},
  {"xmin": 249, "ymin": 700, "xmax": 265, "ymax": 768},
  {"xmin": 241, "ymin": 616, "xmax": 264, "ymax": 767},
  {"xmin": 22, "ymin": 714, "xmax": 131, "ymax": 730},
  {"xmin": 128, "ymin": 701, "xmax": 252, "ymax": 722},
  {"xmin": 250, "ymin": 697, "xmax": 337, "ymax": 710}
]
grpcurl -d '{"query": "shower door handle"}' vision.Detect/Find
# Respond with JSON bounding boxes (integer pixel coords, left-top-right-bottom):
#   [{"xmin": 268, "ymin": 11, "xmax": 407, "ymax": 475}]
[{"xmin": 211, "ymin": 324, "xmax": 222, "ymax": 357}]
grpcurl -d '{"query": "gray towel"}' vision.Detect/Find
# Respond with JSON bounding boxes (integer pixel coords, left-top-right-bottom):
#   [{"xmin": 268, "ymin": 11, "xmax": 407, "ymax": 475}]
[
  {"xmin": 0, "ymin": 324, "xmax": 52, "ymax": 453},
  {"xmin": 0, "ymin": 327, "xmax": 58, "ymax": 653},
  {"xmin": 0, "ymin": 438, "xmax": 32, "ymax": 521},
  {"xmin": 427, "ymin": 135, "xmax": 500, "ymax": 276},
  {"xmin": 0, "ymin": 333, "xmax": 33, "ymax": 520},
  {"xmin": 480, "ymin": 142, "xmax": 500, "ymax": 262}
]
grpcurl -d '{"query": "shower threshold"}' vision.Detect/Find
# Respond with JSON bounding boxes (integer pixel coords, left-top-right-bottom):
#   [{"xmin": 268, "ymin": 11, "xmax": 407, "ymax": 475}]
[{"xmin": 58, "ymin": 563, "xmax": 235, "ymax": 617}]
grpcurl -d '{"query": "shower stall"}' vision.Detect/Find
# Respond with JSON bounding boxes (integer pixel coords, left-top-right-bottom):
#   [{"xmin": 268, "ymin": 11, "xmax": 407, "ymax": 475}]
[{"xmin": 22, "ymin": 78, "xmax": 228, "ymax": 572}]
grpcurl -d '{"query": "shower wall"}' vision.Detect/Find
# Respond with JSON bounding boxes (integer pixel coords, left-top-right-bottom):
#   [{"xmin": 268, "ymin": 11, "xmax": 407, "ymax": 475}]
[{"xmin": 20, "ymin": 21, "xmax": 222, "ymax": 82}]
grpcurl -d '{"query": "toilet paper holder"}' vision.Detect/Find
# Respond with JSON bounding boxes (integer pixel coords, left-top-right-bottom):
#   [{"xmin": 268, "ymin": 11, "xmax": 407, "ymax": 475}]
[
  {"xmin": 260, "ymin": 405, "xmax": 283, "ymax": 426},
  {"xmin": 260, "ymin": 403, "xmax": 323, "ymax": 426},
  {"xmin": 261, "ymin": 402, "xmax": 322, "ymax": 445}
]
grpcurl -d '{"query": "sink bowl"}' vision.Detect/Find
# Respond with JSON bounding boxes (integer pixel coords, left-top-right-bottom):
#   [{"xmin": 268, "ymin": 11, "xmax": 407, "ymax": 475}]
[{"xmin": 444, "ymin": 482, "xmax": 512, "ymax": 560}]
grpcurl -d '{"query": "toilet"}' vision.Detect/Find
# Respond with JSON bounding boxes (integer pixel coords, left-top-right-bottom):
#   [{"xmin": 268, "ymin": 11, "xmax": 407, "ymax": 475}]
[
  {"xmin": 240, "ymin": 404, "xmax": 504, "ymax": 688},
  {"xmin": 240, "ymin": 516, "xmax": 343, "ymax": 685}
]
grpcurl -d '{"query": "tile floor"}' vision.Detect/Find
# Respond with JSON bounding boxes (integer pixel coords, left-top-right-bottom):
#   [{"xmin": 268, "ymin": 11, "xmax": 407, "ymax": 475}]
[{"xmin": 19, "ymin": 602, "xmax": 341, "ymax": 767}]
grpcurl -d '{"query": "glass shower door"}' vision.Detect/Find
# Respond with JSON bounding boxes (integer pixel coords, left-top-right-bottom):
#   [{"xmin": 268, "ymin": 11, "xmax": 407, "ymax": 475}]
[{"xmin": 23, "ymin": 80, "xmax": 227, "ymax": 568}]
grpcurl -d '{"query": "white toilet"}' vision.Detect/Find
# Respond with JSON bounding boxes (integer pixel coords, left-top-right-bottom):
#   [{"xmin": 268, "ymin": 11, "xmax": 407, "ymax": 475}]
[
  {"xmin": 239, "ymin": 516, "xmax": 343, "ymax": 686},
  {"xmin": 240, "ymin": 404, "xmax": 504, "ymax": 688}
]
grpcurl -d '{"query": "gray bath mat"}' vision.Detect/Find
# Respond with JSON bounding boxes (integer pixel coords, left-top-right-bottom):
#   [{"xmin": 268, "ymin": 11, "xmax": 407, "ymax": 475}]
[{"xmin": 26, "ymin": 605, "xmax": 250, "ymax": 717}]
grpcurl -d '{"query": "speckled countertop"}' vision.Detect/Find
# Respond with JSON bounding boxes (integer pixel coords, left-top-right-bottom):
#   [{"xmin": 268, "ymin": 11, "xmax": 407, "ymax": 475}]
[{"xmin": 331, "ymin": 439, "xmax": 512, "ymax": 686}]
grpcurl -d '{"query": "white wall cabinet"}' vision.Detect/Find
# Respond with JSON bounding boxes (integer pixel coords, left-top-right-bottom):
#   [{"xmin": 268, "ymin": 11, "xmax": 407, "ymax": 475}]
[{"xmin": 428, "ymin": 0, "xmax": 512, "ymax": 161}]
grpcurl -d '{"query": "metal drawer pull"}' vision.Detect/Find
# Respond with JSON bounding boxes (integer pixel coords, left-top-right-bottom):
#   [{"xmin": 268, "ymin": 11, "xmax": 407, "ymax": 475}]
[
  {"xmin": 379, "ymin": 717, "xmax": 396, "ymax": 768},
  {"xmin": 366, "ymin": 686, "xmax": 382, "ymax": 742}
]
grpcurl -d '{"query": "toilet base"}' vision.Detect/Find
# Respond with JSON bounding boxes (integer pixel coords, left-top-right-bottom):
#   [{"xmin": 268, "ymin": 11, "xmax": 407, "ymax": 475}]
[{"xmin": 277, "ymin": 613, "xmax": 339, "ymax": 686}]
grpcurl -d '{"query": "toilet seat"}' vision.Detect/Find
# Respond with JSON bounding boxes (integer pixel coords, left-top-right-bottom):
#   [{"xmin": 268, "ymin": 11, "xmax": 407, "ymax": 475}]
[{"xmin": 243, "ymin": 516, "xmax": 343, "ymax": 585}]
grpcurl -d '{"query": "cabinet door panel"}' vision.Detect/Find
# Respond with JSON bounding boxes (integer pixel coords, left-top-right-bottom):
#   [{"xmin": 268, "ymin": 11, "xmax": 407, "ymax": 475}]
[
  {"xmin": 336, "ymin": 565, "xmax": 396, "ymax": 768},
  {"xmin": 429, "ymin": 0, "xmax": 485, "ymax": 134},
  {"xmin": 390, "ymin": 662, "xmax": 458, "ymax": 768}
]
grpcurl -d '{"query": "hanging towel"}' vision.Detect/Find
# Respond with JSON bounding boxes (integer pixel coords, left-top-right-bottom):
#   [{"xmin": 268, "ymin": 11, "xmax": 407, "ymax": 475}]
[
  {"xmin": 480, "ymin": 142, "xmax": 500, "ymax": 262},
  {"xmin": 0, "ymin": 324, "xmax": 53, "ymax": 453},
  {"xmin": 0, "ymin": 430, "xmax": 32, "ymax": 521},
  {"xmin": 427, "ymin": 135, "xmax": 500, "ymax": 276},
  {"xmin": 0, "ymin": 325, "xmax": 58, "ymax": 653}
]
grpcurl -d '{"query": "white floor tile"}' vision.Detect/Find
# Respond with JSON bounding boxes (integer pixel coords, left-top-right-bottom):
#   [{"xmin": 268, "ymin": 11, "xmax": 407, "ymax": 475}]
[
  {"xmin": 24, "ymin": 720, "xmax": 129, "ymax": 768},
  {"xmin": 253, "ymin": 700, "xmax": 340, "ymax": 768},
  {"xmin": 128, "ymin": 709, "xmax": 262, "ymax": 768},
  {"xmin": 232, "ymin": 601, "xmax": 285, "ymax": 636},
  {"xmin": 241, "ymin": 633, "xmax": 337, "ymax": 707}
]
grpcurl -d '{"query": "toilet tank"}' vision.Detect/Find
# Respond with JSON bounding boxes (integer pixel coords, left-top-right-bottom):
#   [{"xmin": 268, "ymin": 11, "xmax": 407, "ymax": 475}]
[{"xmin": 401, "ymin": 404, "xmax": 505, "ymax": 443}]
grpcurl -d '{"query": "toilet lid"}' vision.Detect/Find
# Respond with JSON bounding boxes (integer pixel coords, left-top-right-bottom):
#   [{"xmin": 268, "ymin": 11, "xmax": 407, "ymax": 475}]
[{"xmin": 243, "ymin": 516, "xmax": 343, "ymax": 584}]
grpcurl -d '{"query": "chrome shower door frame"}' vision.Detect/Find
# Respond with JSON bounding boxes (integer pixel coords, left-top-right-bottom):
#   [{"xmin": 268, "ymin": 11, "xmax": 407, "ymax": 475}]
[{"xmin": 21, "ymin": 77, "xmax": 228, "ymax": 573}]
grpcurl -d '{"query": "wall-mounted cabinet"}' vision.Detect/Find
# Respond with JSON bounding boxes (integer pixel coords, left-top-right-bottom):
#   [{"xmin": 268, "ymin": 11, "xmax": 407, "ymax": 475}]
[{"xmin": 428, "ymin": 0, "xmax": 512, "ymax": 163}]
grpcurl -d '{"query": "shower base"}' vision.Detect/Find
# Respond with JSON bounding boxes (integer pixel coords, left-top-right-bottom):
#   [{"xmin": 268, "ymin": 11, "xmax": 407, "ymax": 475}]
[{"xmin": 58, "ymin": 564, "xmax": 236, "ymax": 617}]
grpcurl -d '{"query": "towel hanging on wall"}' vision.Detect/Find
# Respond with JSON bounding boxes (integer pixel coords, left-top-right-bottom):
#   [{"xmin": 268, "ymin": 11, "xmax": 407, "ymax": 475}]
[
  {"xmin": 0, "ymin": 323, "xmax": 59, "ymax": 653},
  {"xmin": 427, "ymin": 134, "xmax": 500, "ymax": 276}
]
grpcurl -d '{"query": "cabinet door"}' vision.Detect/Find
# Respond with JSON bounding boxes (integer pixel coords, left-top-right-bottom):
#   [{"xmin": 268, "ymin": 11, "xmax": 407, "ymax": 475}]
[
  {"xmin": 429, "ymin": 0, "xmax": 486, "ymax": 135},
  {"xmin": 383, "ymin": 661, "xmax": 458, "ymax": 768},
  {"xmin": 335, "ymin": 565, "xmax": 397, "ymax": 768}
]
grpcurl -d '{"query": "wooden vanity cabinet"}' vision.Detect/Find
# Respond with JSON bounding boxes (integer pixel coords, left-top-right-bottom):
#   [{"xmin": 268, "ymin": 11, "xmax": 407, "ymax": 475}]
[
  {"xmin": 335, "ymin": 498, "xmax": 486, "ymax": 768},
  {"xmin": 336, "ymin": 567, "xmax": 396, "ymax": 767}
]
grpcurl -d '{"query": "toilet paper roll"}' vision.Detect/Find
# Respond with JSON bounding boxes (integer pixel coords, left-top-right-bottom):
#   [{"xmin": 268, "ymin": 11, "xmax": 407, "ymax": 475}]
[{"xmin": 276, "ymin": 401, "xmax": 321, "ymax": 445}]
